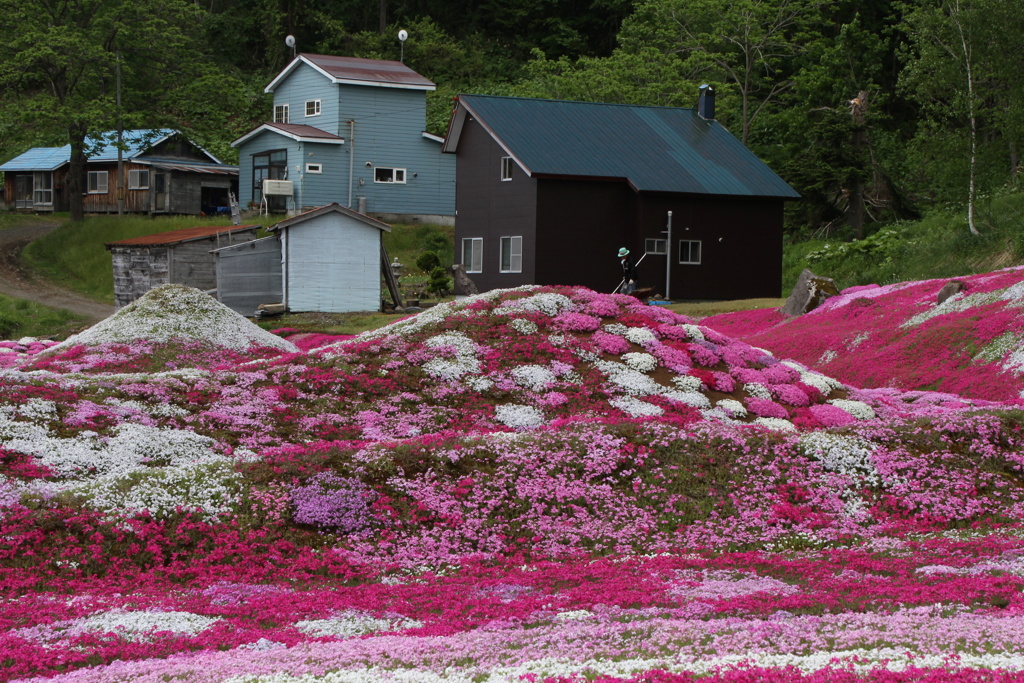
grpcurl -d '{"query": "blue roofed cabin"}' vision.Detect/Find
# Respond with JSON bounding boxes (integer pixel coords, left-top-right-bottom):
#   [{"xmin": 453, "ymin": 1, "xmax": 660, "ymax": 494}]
[{"xmin": 232, "ymin": 54, "xmax": 454, "ymax": 224}]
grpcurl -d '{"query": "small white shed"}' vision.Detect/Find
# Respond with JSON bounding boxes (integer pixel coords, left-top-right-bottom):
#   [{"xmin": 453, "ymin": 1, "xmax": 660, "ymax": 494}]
[{"xmin": 268, "ymin": 203, "xmax": 391, "ymax": 313}]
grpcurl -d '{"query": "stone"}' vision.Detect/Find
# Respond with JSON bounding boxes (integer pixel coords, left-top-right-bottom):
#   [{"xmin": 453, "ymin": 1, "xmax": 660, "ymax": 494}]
[
  {"xmin": 782, "ymin": 269, "xmax": 841, "ymax": 317},
  {"xmin": 451, "ymin": 263, "xmax": 479, "ymax": 296},
  {"xmin": 937, "ymin": 280, "xmax": 965, "ymax": 305}
]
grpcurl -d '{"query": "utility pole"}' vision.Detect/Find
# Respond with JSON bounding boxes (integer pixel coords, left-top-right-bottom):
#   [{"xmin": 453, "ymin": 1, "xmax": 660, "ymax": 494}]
[
  {"xmin": 663, "ymin": 211, "xmax": 673, "ymax": 299},
  {"xmin": 116, "ymin": 49, "xmax": 124, "ymax": 216}
]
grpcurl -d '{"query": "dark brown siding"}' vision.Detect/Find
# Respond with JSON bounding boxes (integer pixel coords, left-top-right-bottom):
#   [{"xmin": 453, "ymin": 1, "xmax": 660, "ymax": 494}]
[
  {"xmin": 534, "ymin": 179, "xmax": 634, "ymax": 293},
  {"xmin": 453, "ymin": 117, "xmax": 537, "ymax": 293},
  {"xmin": 636, "ymin": 195, "xmax": 784, "ymax": 300}
]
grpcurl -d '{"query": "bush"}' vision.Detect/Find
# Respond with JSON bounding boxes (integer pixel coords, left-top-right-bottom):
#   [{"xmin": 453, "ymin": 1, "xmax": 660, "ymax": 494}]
[
  {"xmin": 416, "ymin": 251, "xmax": 441, "ymax": 272},
  {"xmin": 427, "ymin": 266, "xmax": 452, "ymax": 297}
]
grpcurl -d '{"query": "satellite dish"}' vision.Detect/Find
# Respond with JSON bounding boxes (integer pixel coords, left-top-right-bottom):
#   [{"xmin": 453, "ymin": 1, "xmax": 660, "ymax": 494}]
[
  {"xmin": 398, "ymin": 29, "xmax": 408, "ymax": 42},
  {"xmin": 285, "ymin": 35, "xmax": 296, "ymax": 48}
]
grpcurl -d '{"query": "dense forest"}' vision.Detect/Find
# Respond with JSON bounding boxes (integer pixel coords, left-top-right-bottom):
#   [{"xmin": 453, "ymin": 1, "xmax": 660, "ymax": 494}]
[{"xmin": 1, "ymin": 0, "xmax": 1022, "ymax": 238}]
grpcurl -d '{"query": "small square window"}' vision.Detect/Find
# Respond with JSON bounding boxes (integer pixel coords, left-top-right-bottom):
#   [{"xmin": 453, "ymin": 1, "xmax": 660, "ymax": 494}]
[
  {"xmin": 500, "ymin": 156, "xmax": 513, "ymax": 181},
  {"xmin": 274, "ymin": 104, "xmax": 290, "ymax": 123},
  {"xmin": 645, "ymin": 238, "xmax": 666, "ymax": 255},
  {"xmin": 128, "ymin": 169, "xmax": 150, "ymax": 190},
  {"xmin": 305, "ymin": 99, "xmax": 321, "ymax": 117},
  {"xmin": 305, "ymin": 163, "xmax": 323, "ymax": 174},
  {"xmin": 679, "ymin": 240, "xmax": 702, "ymax": 265},
  {"xmin": 462, "ymin": 237, "xmax": 483, "ymax": 273},
  {"xmin": 500, "ymin": 236, "xmax": 522, "ymax": 273},
  {"xmin": 374, "ymin": 167, "xmax": 407, "ymax": 184},
  {"xmin": 87, "ymin": 171, "xmax": 108, "ymax": 194}
]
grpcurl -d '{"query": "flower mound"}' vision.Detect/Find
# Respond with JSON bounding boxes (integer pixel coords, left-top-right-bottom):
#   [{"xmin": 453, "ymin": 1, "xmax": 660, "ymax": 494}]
[{"xmin": 2, "ymin": 281, "xmax": 1024, "ymax": 682}]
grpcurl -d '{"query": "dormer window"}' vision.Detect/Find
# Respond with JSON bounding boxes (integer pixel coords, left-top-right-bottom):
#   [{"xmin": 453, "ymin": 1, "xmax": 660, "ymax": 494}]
[
  {"xmin": 305, "ymin": 100, "xmax": 321, "ymax": 117},
  {"xmin": 274, "ymin": 104, "xmax": 290, "ymax": 123}
]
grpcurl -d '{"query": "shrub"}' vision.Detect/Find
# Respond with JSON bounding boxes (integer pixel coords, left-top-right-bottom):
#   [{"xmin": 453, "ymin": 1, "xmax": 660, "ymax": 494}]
[
  {"xmin": 427, "ymin": 266, "xmax": 452, "ymax": 297},
  {"xmin": 416, "ymin": 251, "xmax": 441, "ymax": 272}
]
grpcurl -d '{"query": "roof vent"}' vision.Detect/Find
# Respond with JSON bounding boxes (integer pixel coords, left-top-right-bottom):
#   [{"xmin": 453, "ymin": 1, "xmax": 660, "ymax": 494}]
[{"xmin": 698, "ymin": 84, "xmax": 715, "ymax": 120}]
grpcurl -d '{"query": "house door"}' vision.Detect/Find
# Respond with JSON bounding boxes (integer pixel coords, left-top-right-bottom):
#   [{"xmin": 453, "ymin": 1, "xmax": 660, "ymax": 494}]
[
  {"xmin": 154, "ymin": 172, "xmax": 168, "ymax": 212},
  {"xmin": 13, "ymin": 175, "xmax": 32, "ymax": 209},
  {"xmin": 253, "ymin": 150, "xmax": 287, "ymax": 212}
]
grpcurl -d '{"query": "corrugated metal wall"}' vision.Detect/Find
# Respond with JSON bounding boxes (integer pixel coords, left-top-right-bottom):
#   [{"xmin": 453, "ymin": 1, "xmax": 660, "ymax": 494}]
[{"xmin": 215, "ymin": 237, "xmax": 284, "ymax": 315}]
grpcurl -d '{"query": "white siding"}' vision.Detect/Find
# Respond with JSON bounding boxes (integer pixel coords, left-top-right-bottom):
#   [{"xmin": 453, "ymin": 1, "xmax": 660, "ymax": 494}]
[{"xmin": 283, "ymin": 213, "xmax": 381, "ymax": 312}]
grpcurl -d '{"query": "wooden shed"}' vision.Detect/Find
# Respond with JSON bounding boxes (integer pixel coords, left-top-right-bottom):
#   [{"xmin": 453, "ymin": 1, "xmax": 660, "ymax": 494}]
[
  {"xmin": 212, "ymin": 237, "xmax": 284, "ymax": 316},
  {"xmin": 106, "ymin": 224, "xmax": 260, "ymax": 308},
  {"xmin": 268, "ymin": 203, "xmax": 391, "ymax": 313}
]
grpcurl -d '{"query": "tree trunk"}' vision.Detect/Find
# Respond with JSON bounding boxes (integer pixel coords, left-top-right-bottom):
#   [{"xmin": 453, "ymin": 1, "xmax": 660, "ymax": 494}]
[
  {"xmin": 849, "ymin": 91, "xmax": 869, "ymax": 240},
  {"xmin": 67, "ymin": 126, "xmax": 88, "ymax": 223}
]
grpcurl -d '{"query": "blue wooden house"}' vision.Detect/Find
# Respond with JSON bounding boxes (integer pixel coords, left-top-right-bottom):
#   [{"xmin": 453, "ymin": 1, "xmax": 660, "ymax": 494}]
[{"xmin": 232, "ymin": 54, "xmax": 454, "ymax": 223}]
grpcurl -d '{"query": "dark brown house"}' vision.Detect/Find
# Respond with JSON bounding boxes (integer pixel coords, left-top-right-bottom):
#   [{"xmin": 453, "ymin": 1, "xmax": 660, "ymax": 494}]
[
  {"xmin": 442, "ymin": 91, "xmax": 800, "ymax": 300},
  {"xmin": 1, "ymin": 130, "xmax": 238, "ymax": 216}
]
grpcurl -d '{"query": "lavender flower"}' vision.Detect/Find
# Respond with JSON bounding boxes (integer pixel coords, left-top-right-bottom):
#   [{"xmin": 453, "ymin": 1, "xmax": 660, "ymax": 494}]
[{"xmin": 291, "ymin": 472, "xmax": 375, "ymax": 532}]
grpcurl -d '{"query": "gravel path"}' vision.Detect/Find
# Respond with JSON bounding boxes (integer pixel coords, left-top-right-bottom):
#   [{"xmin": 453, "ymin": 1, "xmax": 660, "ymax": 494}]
[{"xmin": 0, "ymin": 221, "xmax": 115, "ymax": 325}]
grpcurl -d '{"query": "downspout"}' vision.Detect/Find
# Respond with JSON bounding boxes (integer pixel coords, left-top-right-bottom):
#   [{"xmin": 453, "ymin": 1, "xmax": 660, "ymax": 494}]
[
  {"xmin": 281, "ymin": 230, "xmax": 288, "ymax": 308},
  {"xmin": 347, "ymin": 120, "xmax": 355, "ymax": 208},
  {"xmin": 664, "ymin": 211, "xmax": 672, "ymax": 300}
]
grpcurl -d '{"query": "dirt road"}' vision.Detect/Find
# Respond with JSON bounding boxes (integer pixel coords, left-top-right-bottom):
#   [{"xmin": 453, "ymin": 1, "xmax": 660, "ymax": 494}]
[{"xmin": 0, "ymin": 221, "xmax": 115, "ymax": 325}]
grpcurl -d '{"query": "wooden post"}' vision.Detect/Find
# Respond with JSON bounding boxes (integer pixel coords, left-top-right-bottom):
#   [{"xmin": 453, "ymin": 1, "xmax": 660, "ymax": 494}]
[{"xmin": 380, "ymin": 242, "xmax": 402, "ymax": 310}]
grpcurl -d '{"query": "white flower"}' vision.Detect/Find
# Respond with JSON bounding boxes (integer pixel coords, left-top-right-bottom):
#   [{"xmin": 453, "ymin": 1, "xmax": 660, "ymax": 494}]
[
  {"xmin": 495, "ymin": 404, "xmax": 546, "ymax": 429},
  {"xmin": 800, "ymin": 371, "xmax": 844, "ymax": 394},
  {"xmin": 715, "ymin": 398, "xmax": 747, "ymax": 418},
  {"xmin": 799, "ymin": 433, "xmax": 881, "ymax": 485},
  {"xmin": 753, "ymin": 417, "xmax": 797, "ymax": 432},
  {"xmin": 496, "ymin": 292, "xmax": 576, "ymax": 316},
  {"xmin": 662, "ymin": 391, "xmax": 711, "ymax": 409},
  {"xmin": 622, "ymin": 352, "xmax": 657, "ymax": 373},
  {"xmin": 743, "ymin": 382, "xmax": 773, "ymax": 400},
  {"xmin": 817, "ymin": 349, "xmax": 838, "ymax": 364},
  {"xmin": 681, "ymin": 324, "xmax": 705, "ymax": 342},
  {"xmin": 596, "ymin": 360, "xmax": 662, "ymax": 395},
  {"xmin": 610, "ymin": 396, "xmax": 664, "ymax": 417},
  {"xmin": 672, "ymin": 375, "xmax": 703, "ymax": 392},
  {"xmin": 828, "ymin": 398, "xmax": 875, "ymax": 420},
  {"xmin": 294, "ymin": 610, "xmax": 422, "ymax": 638},
  {"xmin": 509, "ymin": 318, "xmax": 538, "ymax": 334},
  {"xmin": 623, "ymin": 327, "xmax": 656, "ymax": 345},
  {"xmin": 512, "ymin": 365, "xmax": 557, "ymax": 391}
]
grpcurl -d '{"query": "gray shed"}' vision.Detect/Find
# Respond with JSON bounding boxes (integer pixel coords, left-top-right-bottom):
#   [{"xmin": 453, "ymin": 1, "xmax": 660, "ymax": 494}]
[
  {"xmin": 269, "ymin": 203, "xmax": 391, "ymax": 313},
  {"xmin": 106, "ymin": 224, "xmax": 260, "ymax": 308},
  {"xmin": 212, "ymin": 236, "xmax": 283, "ymax": 316}
]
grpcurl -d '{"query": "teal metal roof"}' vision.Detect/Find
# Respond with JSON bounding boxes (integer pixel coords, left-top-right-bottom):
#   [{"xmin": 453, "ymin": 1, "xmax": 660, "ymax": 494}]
[
  {"xmin": 1, "ymin": 129, "xmax": 189, "ymax": 171},
  {"xmin": 451, "ymin": 95, "xmax": 799, "ymax": 199}
]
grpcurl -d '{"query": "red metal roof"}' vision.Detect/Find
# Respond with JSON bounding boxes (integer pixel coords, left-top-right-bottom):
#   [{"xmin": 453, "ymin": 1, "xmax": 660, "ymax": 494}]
[
  {"xmin": 106, "ymin": 225, "xmax": 260, "ymax": 248},
  {"xmin": 264, "ymin": 123, "xmax": 344, "ymax": 140},
  {"xmin": 302, "ymin": 54, "xmax": 434, "ymax": 88}
]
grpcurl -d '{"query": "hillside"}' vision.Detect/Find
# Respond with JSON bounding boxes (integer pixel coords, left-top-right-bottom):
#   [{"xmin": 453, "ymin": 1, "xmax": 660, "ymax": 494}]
[
  {"xmin": 3, "ymin": 282, "xmax": 1024, "ymax": 681},
  {"xmin": 702, "ymin": 266, "xmax": 1024, "ymax": 402}
]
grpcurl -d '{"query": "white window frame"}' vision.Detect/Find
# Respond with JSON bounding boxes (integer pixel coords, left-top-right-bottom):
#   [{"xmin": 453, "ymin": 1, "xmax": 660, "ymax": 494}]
[
  {"xmin": 374, "ymin": 167, "xmax": 406, "ymax": 184},
  {"xmin": 500, "ymin": 156, "xmax": 513, "ymax": 181},
  {"xmin": 274, "ymin": 104, "xmax": 290, "ymax": 123},
  {"xmin": 499, "ymin": 236, "xmax": 523, "ymax": 273},
  {"xmin": 128, "ymin": 169, "xmax": 150, "ymax": 190},
  {"xmin": 645, "ymin": 238, "xmax": 666, "ymax": 255},
  {"xmin": 305, "ymin": 163, "xmax": 323, "ymax": 174},
  {"xmin": 87, "ymin": 171, "xmax": 108, "ymax": 194},
  {"xmin": 462, "ymin": 237, "xmax": 483, "ymax": 274},
  {"xmin": 33, "ymin": 172, "xmax": 53, "ymax": 205},
  {"xmin": 305, "ymin": 99, "xmax": 321, "ymax": 117},
  {"xmin": 679, "ymin": 239, "xmax": 702, "ymax": 265}
]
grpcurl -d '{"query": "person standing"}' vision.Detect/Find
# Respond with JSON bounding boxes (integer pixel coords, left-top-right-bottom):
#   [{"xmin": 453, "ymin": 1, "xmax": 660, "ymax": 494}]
[{"xmin": 618, "ymin": 247, "xmax": 638, "ymax": 294}]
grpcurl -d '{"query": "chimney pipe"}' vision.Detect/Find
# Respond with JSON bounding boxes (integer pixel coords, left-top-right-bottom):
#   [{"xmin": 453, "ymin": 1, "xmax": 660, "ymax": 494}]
[{"xmin": 698, "ymin": 84, "xmax": 715, "ymax": 120}]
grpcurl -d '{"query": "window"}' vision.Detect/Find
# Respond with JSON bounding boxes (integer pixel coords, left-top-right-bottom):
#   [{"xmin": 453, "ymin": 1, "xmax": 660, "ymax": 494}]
[
  {"xmin": 500, "ymin": 156, "xmax": 513, "ymax": 181},
  {"xmin": 500, "ymin": 236, "xmax": 522, "ymax": 273},
  {"xmin": 274, "ymin": 104, "xmax": 290, "ymax": 123},
  {"xmin": 128, "ymin": 169, "xmax": 150, "ymax": 189},
  {"xmin": 462, "ymin": 237, "xmax": 483, "ymax": 274},
  {"xmin": 253, "ymin": 149, "xmax": 288, "ymax": 211},
  {"xmin": 679, "ymin": 240, "xmax": 702, "ymax": 265},
  {"xmin": 87, "ymin": 171, "xmax": 108, "ymax": 194},
  {"xmin": 305, "ymin": 99, "xmax": 321, "ymax": 117},
  {"xmin": 645, "ymin": 238, "xmax": 667, "ymax": 255},
  {"xmin": 33, "ymin": 172, "xmax": 53, "ymax": 205},
  {"xmin": 374, "ymin": 167, "xmax": 406, "ymax": 184},
  {"xmin": 305, "ymin": 163, "xmax": 323, "ymax": 174}
]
